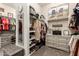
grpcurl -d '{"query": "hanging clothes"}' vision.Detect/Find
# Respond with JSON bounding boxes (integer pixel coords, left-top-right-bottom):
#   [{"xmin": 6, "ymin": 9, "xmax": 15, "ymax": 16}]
[
  {"xmin": 40, "ymin": 21, "xmax": 47, "ymax": 45},
  {"xmin": 2, "ymin": 17, "xmax": 9, "ymax": 31},
  {"xmin": 0, "ymin": 17, "xmax": 2, "ymax": 32},
  {"xmin": 73, "ymin": 3, "xmax": 79, "ymax": 30},
  {"xmin": 33, "ymin": 20, "xmax": 41, "ymax": 42},
  {"xmin": 9, "ymin": 18, "xmax": 16, "ymax": 31}
]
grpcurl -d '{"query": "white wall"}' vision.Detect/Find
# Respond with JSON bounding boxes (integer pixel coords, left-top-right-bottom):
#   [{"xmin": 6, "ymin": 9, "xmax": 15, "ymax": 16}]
[
  {"xmin": 40, "ymin": 3, "xmax": 77, "ymax": 35},
  {"xmin": 40, "ymin": 3, "xmax": 69, "ymax": 35},
  {"xmin": 40, "ymin": 3, "xmax": 64, "ymax": 24},
  {"xmin": 40, "ymin": 3, "xmax": 76, "ymax": 25},
  {"xmin": 0, "ymin": 3, "xmax": 16, "ymax": 18},
  {"xmin": 29, "ymin": 3, "xmax": 64, "ymax": 25}
]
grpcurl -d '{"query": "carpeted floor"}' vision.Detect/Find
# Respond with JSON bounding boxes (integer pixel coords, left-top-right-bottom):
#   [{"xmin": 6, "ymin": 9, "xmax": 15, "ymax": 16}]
[{"xmin": 31, "ymin": 46, "xmax": 69, "ymax": 56}]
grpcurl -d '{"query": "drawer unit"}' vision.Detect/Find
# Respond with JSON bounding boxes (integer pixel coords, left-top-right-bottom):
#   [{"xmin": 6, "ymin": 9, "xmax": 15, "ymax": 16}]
[
  {"xmin": 46, "ymin": 41, "xmax": 69, "ymax": 52},
  {"xmin": 46, "ymin": 35, "xmax": 71, "ymax": 52},
  {"xmin": 0, "ymin": 36, "xmax": 11, "ymax": 48}
]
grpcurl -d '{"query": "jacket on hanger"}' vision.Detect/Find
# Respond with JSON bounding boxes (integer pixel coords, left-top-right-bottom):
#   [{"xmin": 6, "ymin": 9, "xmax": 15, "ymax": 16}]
[{"xmin": 33, "ymin": 20, "xmax": 41, "ymax": 42}]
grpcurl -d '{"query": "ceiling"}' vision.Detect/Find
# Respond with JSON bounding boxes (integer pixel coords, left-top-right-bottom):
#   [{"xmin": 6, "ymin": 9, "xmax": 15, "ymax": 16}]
[
  {"xmin": 3, "ymin": 3, "xmax": 16, "ymax": 9},
  {"xmin": 38, "ymin": 3, "xmax": 50, "ymax": 7},
  {"xmin": 4, "ymin": 3, "xmax": 50, "ymax": 8}
]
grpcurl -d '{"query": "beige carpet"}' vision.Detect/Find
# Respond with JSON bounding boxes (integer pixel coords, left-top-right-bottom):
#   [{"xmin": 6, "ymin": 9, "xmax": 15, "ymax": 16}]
[{"xmin": 31, "ymin": 46, "xmax": 69, "ymax": 56}]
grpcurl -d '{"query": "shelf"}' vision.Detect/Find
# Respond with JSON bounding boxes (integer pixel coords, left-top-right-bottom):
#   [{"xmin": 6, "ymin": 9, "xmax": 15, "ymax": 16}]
[
  {"xmin": 30, "ymin": 30, "xmax": 35, "ymax": 33},
  {"xmin": 17, "ymin": 44, "xmax": 24, "ymax": 48},
  {"xmin": 30, "ymin": 43, "xmax": 36, "ymax": 48},
  {"xmin": 47, "ymin": 34, "xmax": 52, "ymax": 35},
  {"xmin": 29, "ymin": 50, "xmax": 36, "ymax": 55},
  {"xmin": 0, "ymin": 24, "xmax": 3, "ymax": 26},
  {"xmin": 29, "ymin": 41, "xmax": 32, "ymax": 44},
  {"xmin": 30, "ymin": 13, "xmax": 37, "ymax": 55},
  {"xmin": 30, "ymin": 14, "xmax": 37, "ymax": 20},
  {"xmin": 48, "ymin": 17, "xmax": 68, "ymax": 22},
  {"xmin": 49, "ymin": 17, "xmax": 56, "ymax": 20},
  {"xmin": 17, "ymin": 42, "xmax": 24, "ymax": 48},
  {"xmin": 30, "ymin": 37, "xmax": 35, "ymax": 41}
]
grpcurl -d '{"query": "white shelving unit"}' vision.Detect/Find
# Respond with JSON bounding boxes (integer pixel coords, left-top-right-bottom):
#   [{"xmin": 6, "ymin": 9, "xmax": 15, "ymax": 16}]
[
  {"xmin": 29, "ymin": 28, "xmax": 36, "ymax": 55},
  {"xmin": 46, "ymin": 4, "xmax": 71, "ymax": 52},
  {"xmin": 29, "ymin": 6, "xmax": 38, "ymax": 55},
  {"xmin": 16, "ymin": 4, "xmax": 30, "ymax": 56}
]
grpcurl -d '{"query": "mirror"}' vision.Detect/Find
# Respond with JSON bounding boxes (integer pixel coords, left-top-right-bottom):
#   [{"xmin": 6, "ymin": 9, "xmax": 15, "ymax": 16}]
[{"xmin": 18, "ymin": 6, "xmax": 24, "ymax": 46}]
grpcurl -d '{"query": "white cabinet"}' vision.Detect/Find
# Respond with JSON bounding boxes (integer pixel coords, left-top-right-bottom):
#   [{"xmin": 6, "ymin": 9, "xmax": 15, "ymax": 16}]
[{"xmin": 46, "ymin": 35, "xmax": 71, "ymax": 52}]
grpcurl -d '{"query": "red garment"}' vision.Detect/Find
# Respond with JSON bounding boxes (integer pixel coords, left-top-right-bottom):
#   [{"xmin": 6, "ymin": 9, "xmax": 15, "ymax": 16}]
[
  {"xmin": 0, "ymin": 17, "xmax": 2, "ymax": 32},
  {"xmin": 2, "ymin": 17, "xmax": 9, "ymax": 30}
]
